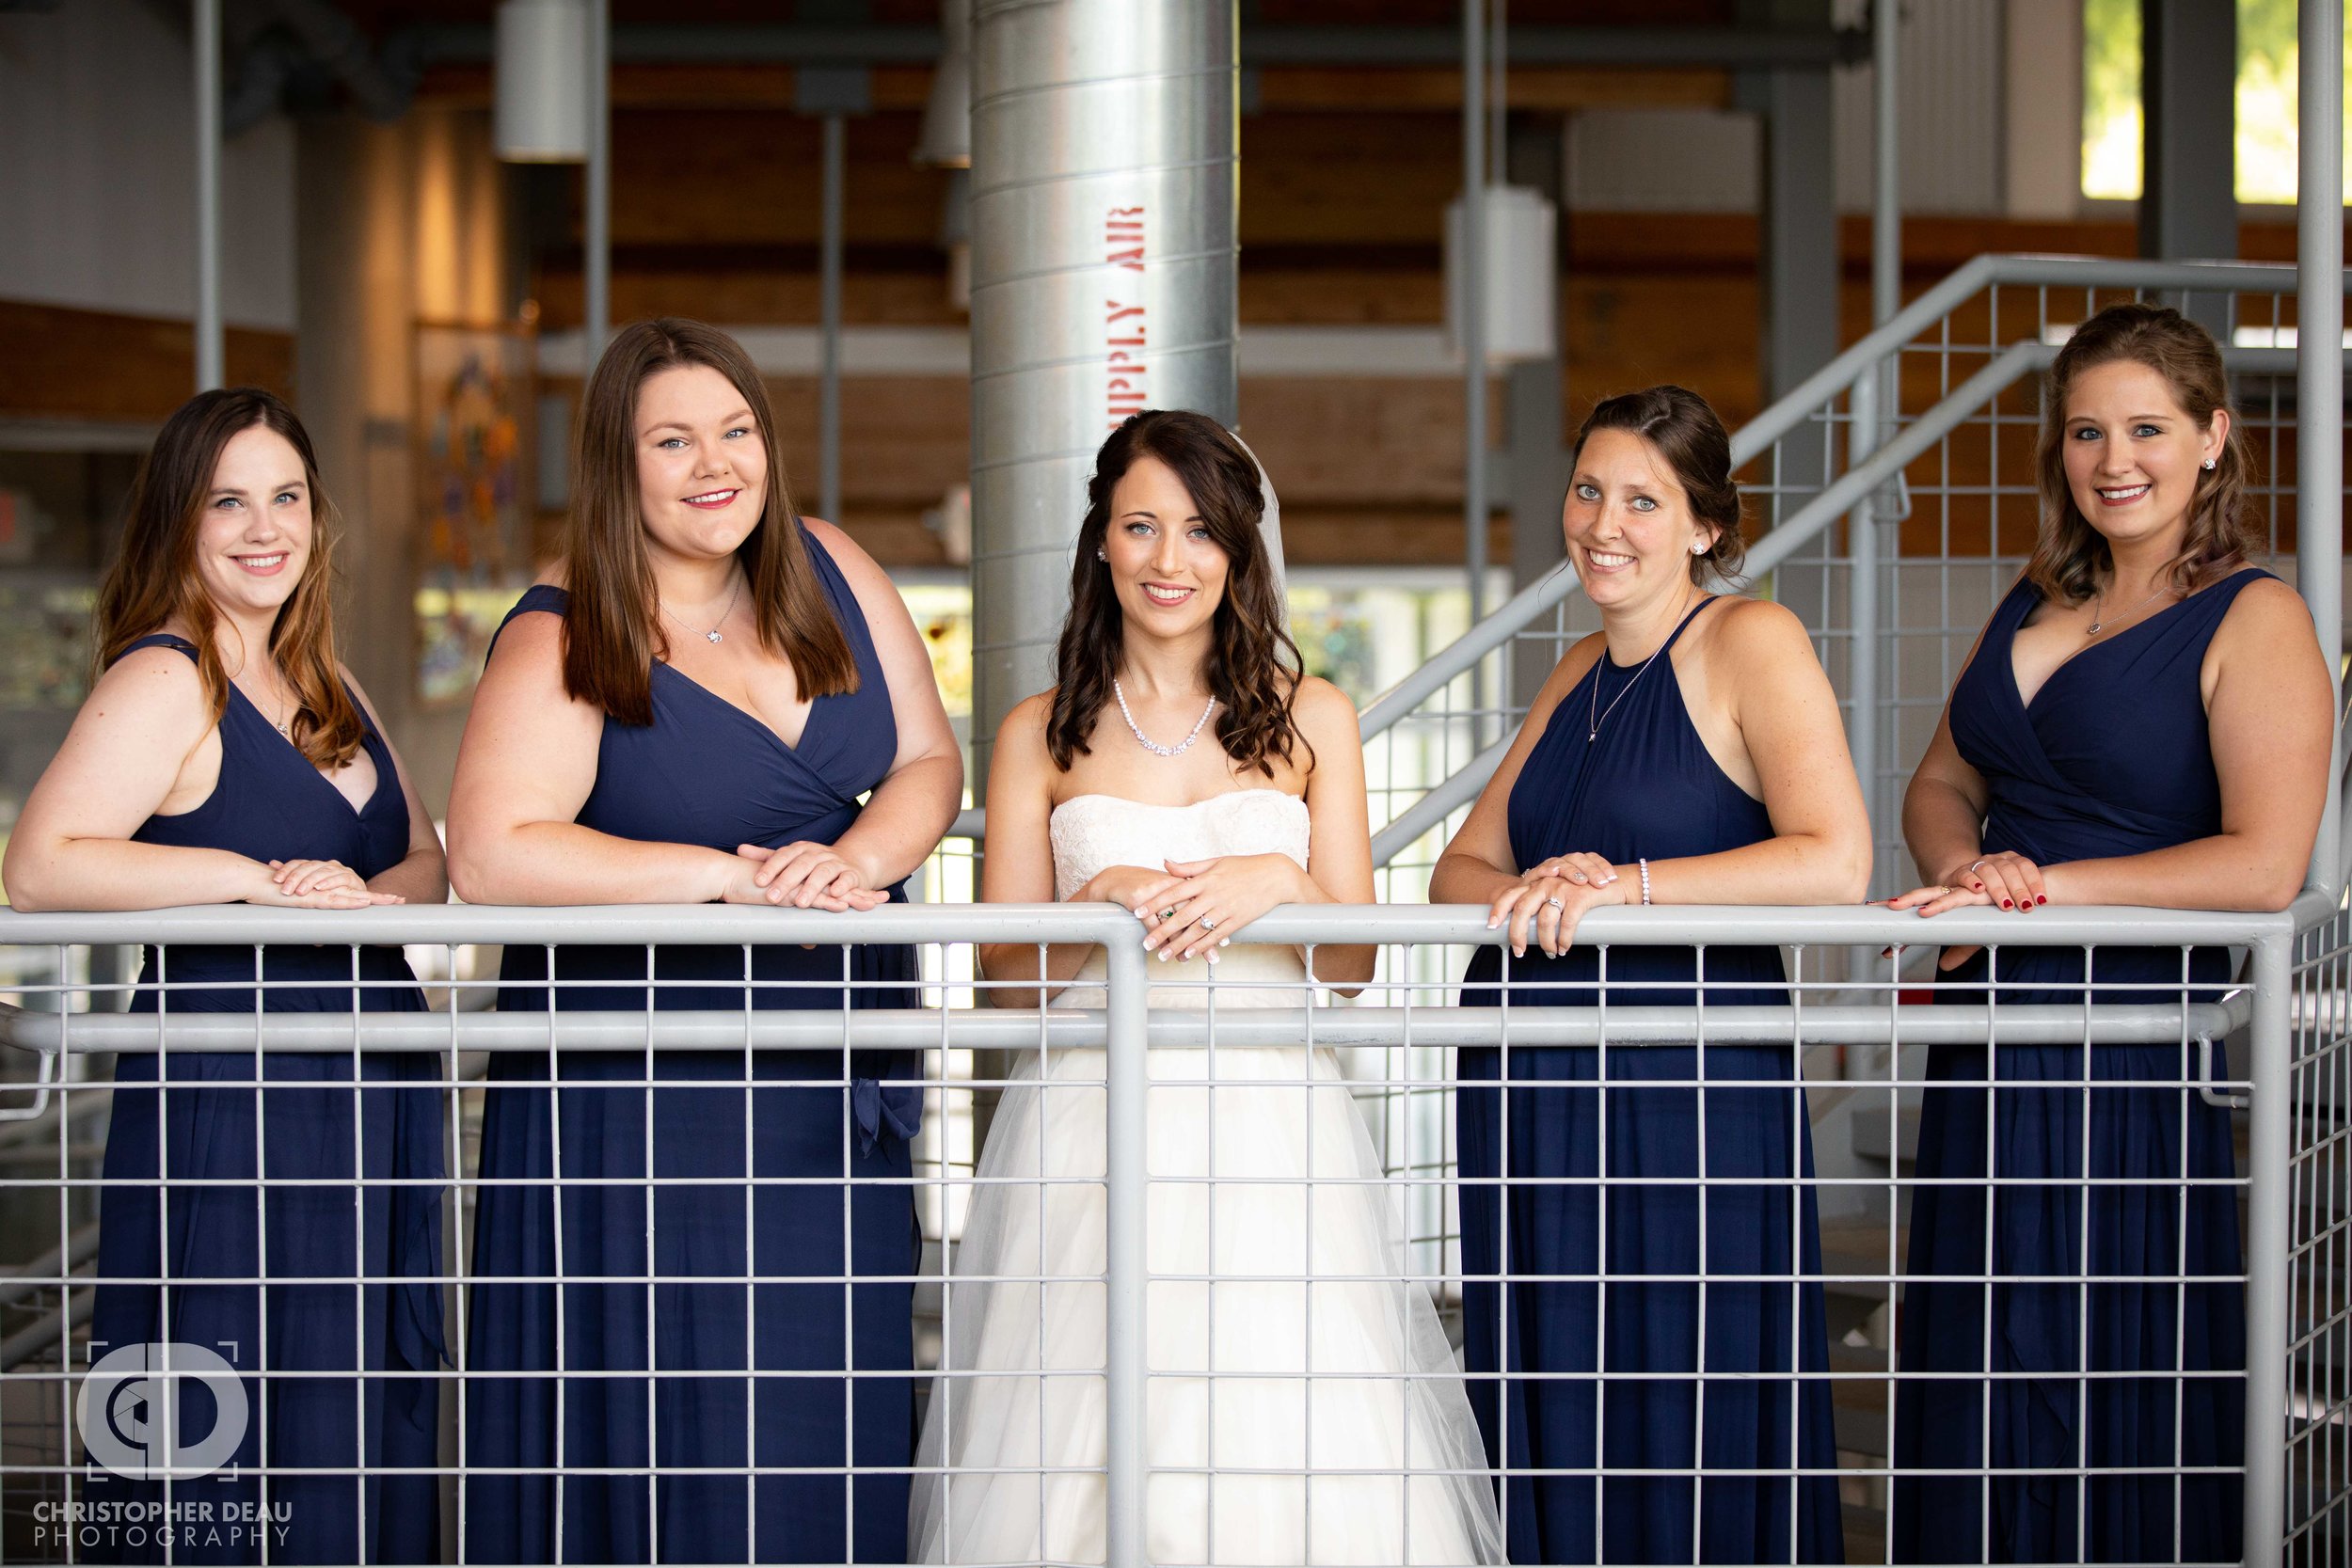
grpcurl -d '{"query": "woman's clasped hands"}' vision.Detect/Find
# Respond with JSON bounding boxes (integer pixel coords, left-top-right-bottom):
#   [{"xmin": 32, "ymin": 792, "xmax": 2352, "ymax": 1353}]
[
  {"xmin": 1086, "ymin": 854, "xmax": 1311, "ymax": 964},
  {"xmin": 1486, "ymin": 851, "xmax": 1626, "ymax": 958},
  {"xmin": 723, "ymin": 841, "xmax": 889, "ymax": 911},
  {"xmin": 255, "ymin": 858, "xmax": 405, "ymax": 909}
]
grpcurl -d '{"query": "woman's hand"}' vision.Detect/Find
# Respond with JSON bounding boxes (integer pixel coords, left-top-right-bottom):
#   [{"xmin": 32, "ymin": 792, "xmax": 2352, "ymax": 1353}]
[
  {"xmin": 724, "ymin": 842, "xmax": 889, "ymax": 911},
  {"xmin": 1486, "ymin": 855, "xmax": 1625, "ymax": 958},
  {"xmin": 1883, "ymin": 851, "xmax": 2044, "ymax": 970},
  {"xmin": 246, "ymin": 859, "xmax": 402, "ymax": 910},
  {"xmin": 1133, "ymin": 853, "xmax": 1311, "ymax": 963},
  {"xmin": 1079, "ymin": 864, "xmax": 1183, "ymax": 917}
]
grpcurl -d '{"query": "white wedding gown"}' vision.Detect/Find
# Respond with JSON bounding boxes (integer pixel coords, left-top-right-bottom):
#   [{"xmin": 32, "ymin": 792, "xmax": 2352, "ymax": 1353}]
[{"xmin": 910, "ymin": 790, "xmax": 1502, "ymax": 1566}]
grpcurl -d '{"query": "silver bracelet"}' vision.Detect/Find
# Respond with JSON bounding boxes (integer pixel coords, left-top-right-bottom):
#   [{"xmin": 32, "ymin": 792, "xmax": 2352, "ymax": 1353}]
[{"xmin": 1638, "ymin": 857, "xmax": 1652, "ymax": 906}]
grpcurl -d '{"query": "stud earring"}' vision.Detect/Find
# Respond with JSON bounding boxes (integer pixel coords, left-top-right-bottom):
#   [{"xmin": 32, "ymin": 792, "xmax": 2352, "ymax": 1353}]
[
  {"xmin": 1096, "ymin": 547, "xmax": 1107, "ymax": 561},
  {"xmin": 1691, "ymin": 540, "xmax": 1708, "ymax": 554},
  {"xmin": 2202, "ymin": 457, "xmax": 2217, "ymax": 470}
]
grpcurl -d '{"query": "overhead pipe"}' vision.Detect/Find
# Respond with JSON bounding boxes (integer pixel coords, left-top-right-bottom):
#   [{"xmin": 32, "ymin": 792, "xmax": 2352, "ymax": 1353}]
[
  {"xmin": 584, "ymin": 0, "xmax": 611, "ymax": 355},
  {"xmin": 965, "ymin": 0, "xmax": 1240, "ymax": 787}
]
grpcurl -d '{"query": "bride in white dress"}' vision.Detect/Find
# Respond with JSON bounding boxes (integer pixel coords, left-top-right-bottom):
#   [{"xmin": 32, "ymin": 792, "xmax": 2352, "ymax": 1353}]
[{"xmin": 910, "ymin": 412, "xmax": 1501, "ymax": 1566}]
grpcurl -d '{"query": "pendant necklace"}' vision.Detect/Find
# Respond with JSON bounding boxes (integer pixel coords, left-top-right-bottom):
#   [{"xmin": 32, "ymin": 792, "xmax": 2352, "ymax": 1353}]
[
  {"xmin": 662, "ymin": 573, "xmax": 744, "ymax": 645},
  {"xmin": 1113, "ymin": 678, "xmax": 1217, "ymax": 758},
  {"xmin": 2085, "ymin": 579, "xmax": 2174, "ymax": 638},
  {"xmin": 1587, "ymin": 610, "xmax": 1685, "ymax": 742}
]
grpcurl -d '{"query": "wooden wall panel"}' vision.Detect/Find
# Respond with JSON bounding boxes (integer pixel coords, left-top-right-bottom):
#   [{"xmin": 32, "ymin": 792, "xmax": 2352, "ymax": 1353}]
[{"xmin": 0, "ymin": 301, "xmax": 295, "ymax": 422}]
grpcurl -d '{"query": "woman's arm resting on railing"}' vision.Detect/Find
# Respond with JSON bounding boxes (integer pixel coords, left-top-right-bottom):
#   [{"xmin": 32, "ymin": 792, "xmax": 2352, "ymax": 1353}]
[
  {"xmin": 343, "ymin": 669, "xmax": 448, "ymax": 907},
  {"xmin": 977, "ymin": 693, "xmax": 1104, "ymax": 1006},
  {"xmin": 445, "ymin": 609, "xmax": 745, "ymax": 906},
  {"xmin": 1132, "ymin": 679, "xmax": 1378, "ymax": 989},
  {"xmin": 1642, "ymin": 597, "xmax": 1872, "ymax": 907},
  {"xmin": 805, "ymin": 518, "xmax": 964, "ymax": 896},
  {"xmin": 2042, "ymin": 577, "xmax": 2330, "ymax": 914},
  {"xmin": 3, "ymin": 646, "xmax": 389, "ymax": 911}
]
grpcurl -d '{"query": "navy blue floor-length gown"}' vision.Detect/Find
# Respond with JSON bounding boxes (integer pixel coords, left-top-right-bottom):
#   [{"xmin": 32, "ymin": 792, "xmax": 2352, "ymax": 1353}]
[
  {"xmin": 464, "ymin": 530, "xmax": 923, "ymax": 1565},
  {"xmin": 1455, "ymin": 597, "xmax": 1844, "ymax": 1565},
  {"xmin": 1890, "ymin": 570, "xmax": 2261, "ymax": 1564},
  {"xmin": 91, "ymin": 633, "xmax": 445, "ymax": 1566}
]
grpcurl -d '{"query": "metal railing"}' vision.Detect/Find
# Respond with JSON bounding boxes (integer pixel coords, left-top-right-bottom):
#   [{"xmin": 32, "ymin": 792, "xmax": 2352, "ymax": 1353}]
[{"xmin": 0, "ymin": 897, "xmax": 2336, "ymax": 1565}]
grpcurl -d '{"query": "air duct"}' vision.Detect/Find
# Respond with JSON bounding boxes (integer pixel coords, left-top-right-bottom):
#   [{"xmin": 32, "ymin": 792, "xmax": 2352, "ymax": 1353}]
[{"xmin": 966, "ymin": 0, "xmax": 1241, "ymax": 782}]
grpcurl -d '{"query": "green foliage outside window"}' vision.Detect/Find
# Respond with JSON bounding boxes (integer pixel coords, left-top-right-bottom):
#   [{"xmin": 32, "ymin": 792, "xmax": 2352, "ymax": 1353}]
[{"xmin": 2083, "ymin": 0, "xmax": 2351, "ymax": 204}]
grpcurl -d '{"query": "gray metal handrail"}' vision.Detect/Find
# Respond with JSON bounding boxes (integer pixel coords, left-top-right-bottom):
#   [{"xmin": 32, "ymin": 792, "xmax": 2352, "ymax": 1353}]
[{"xmin": 0, "ymin": 895, "xmax": 2303, "ymax": 1568}]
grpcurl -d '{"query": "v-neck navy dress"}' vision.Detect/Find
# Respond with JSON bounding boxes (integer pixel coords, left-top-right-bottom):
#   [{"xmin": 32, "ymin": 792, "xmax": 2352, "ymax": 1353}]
[
  {"xmin": 1454, "ymin": 598, "xmax": 1842, "ymax": 1565},
  {"xmin": 464, "ymin": 531, "xmax": 923, "ymax": 1565},
  {"xmin": 92, "ymin": 633, "xmax": 446, "ymax": 1565},
  {"xmin": 1891, "ymin": 570, "xmax": 2263, "ymax": 1564}
]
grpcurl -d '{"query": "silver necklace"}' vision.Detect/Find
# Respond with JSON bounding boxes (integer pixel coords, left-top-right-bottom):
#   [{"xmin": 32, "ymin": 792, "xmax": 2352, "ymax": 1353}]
[
  {"xmin": 233, "ymin": 672, "xmax": 294, "ymax": 738},
  {"xmin": 1113, "ymin": 678, "xmax": 1216, "ymax": 757},
  {"xmin": 2085, "ymin": 580, "xmax": 2174, "ymax": 637},
  {"xmin": 661, "ymin": 574, "xmax": 744, "ymax": 645},
  {"xmin": 1587, "ymin": 615, "xmax": 1686, "ymax": 743}
]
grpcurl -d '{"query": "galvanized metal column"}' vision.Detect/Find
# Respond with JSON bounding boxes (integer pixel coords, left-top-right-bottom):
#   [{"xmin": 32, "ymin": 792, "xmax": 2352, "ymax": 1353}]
[
  {"xmin": 819, "ymin": 114, "xmax": 847, "ymax": 523},
  {"xmin": 2297, "ymin": 0, "xmax": 2344, "ymax": 894},
  {"xmin": 966, "ymin": 0, "xmax": 1240, "ymax": 784},
  {"xmin": 194, "ymin": 0, "xmax": 224, "ymax": 391}
]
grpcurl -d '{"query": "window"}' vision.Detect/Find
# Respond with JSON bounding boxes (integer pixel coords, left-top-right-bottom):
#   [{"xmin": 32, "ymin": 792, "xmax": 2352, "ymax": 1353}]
[{"xmin": 2083, "ymin": 0, "xmax": 2352, "ymax": 204}]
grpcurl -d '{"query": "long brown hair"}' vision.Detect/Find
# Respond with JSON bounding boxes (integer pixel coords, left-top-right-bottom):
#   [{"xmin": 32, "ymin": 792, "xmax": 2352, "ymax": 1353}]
[
  {"xmin": 1047, "ymin": 410, "xmax": 1311, "ymax": 778},
  {"xmin": 2027, "ymin": 302, "xmax": 2257, "ymax": 605},
  {"xmin": 1569, "ymin": 385, "xmax": 1747, "ymax": 584},
  {"xmin": 564, "ymin": 317, "xmax": 856, "ymax": 725},
  {"xmin": 94, "ymin": 388, "xmax": 366, "ymax": 769}
]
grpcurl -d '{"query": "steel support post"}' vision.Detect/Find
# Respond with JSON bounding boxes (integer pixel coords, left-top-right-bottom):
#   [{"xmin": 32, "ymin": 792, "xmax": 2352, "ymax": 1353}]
[
  {"xmin": 2241, "ymin": 925, "xmax": 2293, "ymax": 1567},
  {"xmin": 585, "ymin": 0, "xmax": 611, "ymax": 354},
  {"xmin": 2138, "ymin": 0, "xmax": 2239, "ymax": 266},
  {"xmin": 1461, "ymin": 0, "xmax": 1490, "ymax": 636},
  {"xmin": 819, "ymin": 113, "xmax": 846, "ymax": 524},
  {"xmin": 1506, "ymin": 116, "xmax": 1568, "ymax": 711},
  {"xmin": 1101, "ymin": 930, "xmax": 1150, "ymax": 1567},
  {"xmin": 1844, "ymin": 0, "xmax": 1899, "ymax": 887},
  {"xmin": 194, "ymin": 0, "xmax": 224, "ymax": 392},
  {"xmin": 2297, "ymin": 0, "xmax": 2344, "ymax": 895}
]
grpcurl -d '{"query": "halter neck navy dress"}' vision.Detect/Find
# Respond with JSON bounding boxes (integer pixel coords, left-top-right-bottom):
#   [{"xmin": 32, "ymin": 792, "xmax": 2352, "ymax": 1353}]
[
  {"xmin": 1455, "ymin": 598, "xmax": 1841, "ymax": 1564},
  {"xmin": 464, "ymin": 529, "xmax": 922, "ymax": 1565},
  {"xmin": 1892, "ymin": 570, "xmax": 2261, "ymax": 1564},
  {"xmin": 92, "ymin": 633, "xmax": 445, "ymax": 1565}
]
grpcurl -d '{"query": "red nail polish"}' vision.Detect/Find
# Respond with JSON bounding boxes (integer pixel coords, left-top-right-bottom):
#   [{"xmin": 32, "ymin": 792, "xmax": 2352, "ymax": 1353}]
[
  {"xmin": 2036, "ymin": 895, "xmax": 2047, "ymax": 905},
  {"xmin": 2001, "ymin": 899, "xmax": 2012, "ymax": 909}
]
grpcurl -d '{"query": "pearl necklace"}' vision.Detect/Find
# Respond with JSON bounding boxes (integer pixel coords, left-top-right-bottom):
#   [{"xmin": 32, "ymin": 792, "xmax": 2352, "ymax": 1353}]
[{"xmin": 1112, "ymin": 678, "xmax": 1216, "ymax": 758}]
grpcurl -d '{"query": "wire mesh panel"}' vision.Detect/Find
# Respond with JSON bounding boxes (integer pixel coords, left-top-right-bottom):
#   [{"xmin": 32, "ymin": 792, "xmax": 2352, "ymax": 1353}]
[{"xmin": 0, "ymin": 901, "xmax": 2305, "ymax": 1567}]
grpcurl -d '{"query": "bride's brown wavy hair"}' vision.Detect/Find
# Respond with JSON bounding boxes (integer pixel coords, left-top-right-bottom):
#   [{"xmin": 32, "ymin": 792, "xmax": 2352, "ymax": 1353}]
[
  {"xmin": 2028, "ymin": 302, "xmax": 2258, "ymax": 605},
  {"xmin": 1046, "ymin": 410, "xmax": 1311, "ymax": 778},
  {"xmin": 94, "ymin": 388, "xmax": 367, "ymax": 769}
]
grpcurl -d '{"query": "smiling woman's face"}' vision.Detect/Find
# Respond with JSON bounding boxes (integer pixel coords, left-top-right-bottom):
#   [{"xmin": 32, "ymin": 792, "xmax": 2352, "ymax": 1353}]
[
  {"xmin": 1562, "ymin": 427, "xmax": 1716, "ymax": 613},
  {"xmin": 193, "ymin": 422, "xmax": 312, "ymax": 623},
  {"xmin": 2059, "ymin": 357, "xmax": 2225, "ymax": 558},
  {"xmin": 1101, "ymin": 454, "xmax": 1230, "ymax": 642},
  {"xmin": 633, "ymin": 363, "xmax": 771, "ymax": 566}
]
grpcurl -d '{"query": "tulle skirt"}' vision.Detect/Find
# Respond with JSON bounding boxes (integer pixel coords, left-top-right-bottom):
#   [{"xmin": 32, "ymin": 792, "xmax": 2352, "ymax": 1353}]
[{"xmin": 910, "ymin": 1045, "xmax": 1503, "ymax": 1566}]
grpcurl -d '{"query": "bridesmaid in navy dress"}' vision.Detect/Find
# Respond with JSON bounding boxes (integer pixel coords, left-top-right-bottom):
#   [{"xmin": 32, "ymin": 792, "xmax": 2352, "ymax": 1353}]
[
  {"xmin": 4, "ymin": 388, "xmax": 448, "ymax": 1563},
  {"xmin": 446, "ymin": 319, "xmax": 961, "ymax": 1563},
  {"xmin": 1885, "ymin": 304, "xmax": 2330, "ymax": 1563},
  {"xmin": 1432, "ymin": 387, "xmax": 1870, "ymax": 1564}
]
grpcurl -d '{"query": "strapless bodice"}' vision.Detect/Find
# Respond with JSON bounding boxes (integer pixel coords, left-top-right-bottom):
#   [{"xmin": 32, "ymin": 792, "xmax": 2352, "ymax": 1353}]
[{"xmin": 1047, "ymin": 789, "xmax": 1312, "ymax": 1010}]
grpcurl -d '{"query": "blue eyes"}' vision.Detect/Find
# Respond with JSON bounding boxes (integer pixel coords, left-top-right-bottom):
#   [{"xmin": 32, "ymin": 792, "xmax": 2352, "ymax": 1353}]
[
  {"xmin": 2073, "ymin": 424, "xmax": 2166, "ymax": 439},
  {"xmin": 657, "ymin": 428, "xmax": 752, "ymax": 450},
  {"xmin": 213, "ymin": 493, "xmax": 298, "ymax": 510},
  {"xmin": 1572, "ymin": 484, "xmax": 1655, "ymax": 511},
  {"xmin": 1123, "ymin": 521, "xmax": 1210, "ymax": 540}
]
